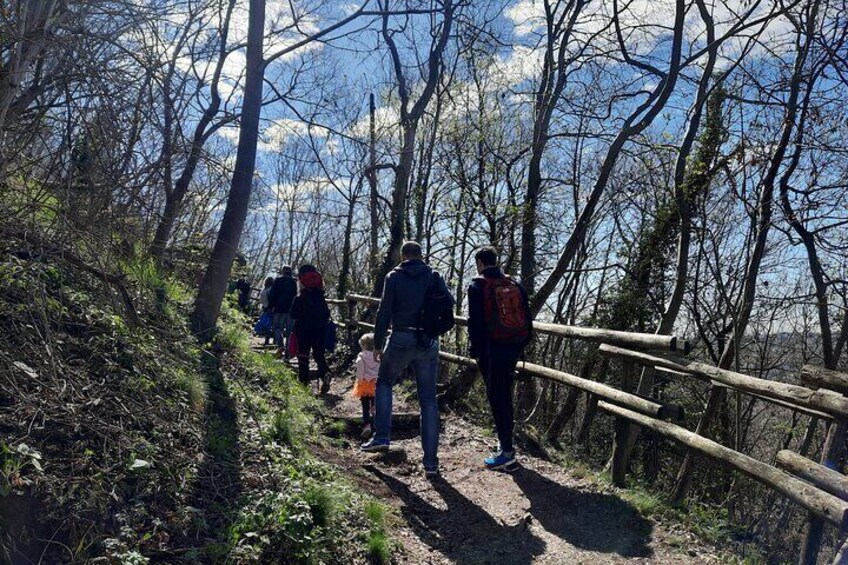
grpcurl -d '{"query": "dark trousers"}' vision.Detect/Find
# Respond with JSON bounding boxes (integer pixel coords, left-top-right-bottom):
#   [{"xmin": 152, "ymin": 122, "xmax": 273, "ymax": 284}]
[
  {"xmin": 361, "ymin": 397, "xmax": 373, "ymax": 425},
  {"xmin": 478, "ymin": 345, "xmax": 522, "ymax": 453},
  {"xmin": 295, "ymin": 326, "xmax": 328, "ymax": 385}
]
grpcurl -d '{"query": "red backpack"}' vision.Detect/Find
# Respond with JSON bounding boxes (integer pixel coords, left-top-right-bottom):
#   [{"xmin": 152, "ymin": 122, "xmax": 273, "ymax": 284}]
[{"xmin": 479, "ymin": 275, "xmax": 532, "ymax": 346}]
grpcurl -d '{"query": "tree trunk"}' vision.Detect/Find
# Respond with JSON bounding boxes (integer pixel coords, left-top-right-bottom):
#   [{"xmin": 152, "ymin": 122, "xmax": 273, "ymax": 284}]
[
  {"xmin": 672, "ymin": 0, "xmax": 819, "ymax": 503},
  {"xmin": 368, "ymin": 93, "xmax": 379, "ymax": 275},
  {"xmin": 617, "ymin": 68, "xmax": 726, "ymax": 475},
  {"xmin": 529, "ymin": 0, "xmax": 687, "ymax": 316},
  {"xmin": 191, "ymin": 0, "xmax": 265, "ymax": 338},
  {"xmin": 337, "ymin": 187, "xmax": 357, "ymax": 298},
  {"xmin": 374, "ymin": 121, "xmax": 417, "ymax": 294},
  {"xmin": 372, "ymin": 0, "xmax": 453, "ymax": 295}
]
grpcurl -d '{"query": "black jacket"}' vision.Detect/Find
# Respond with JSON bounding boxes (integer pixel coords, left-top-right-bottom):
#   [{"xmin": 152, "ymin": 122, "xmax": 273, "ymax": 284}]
[
  {"xmin": 291, "ymin": 288, "xmax": 330, "ymax": 330},
  {"xmin": 467, "ymin": 266, "xmax": 529, "ymax": 359},
  {"xmin": 374, "ymin": 259, "xmax": 453, "ymax": 350},
  {"xmin": 268, "ymin": 275, "xmax": 297, "ymax": 314}
]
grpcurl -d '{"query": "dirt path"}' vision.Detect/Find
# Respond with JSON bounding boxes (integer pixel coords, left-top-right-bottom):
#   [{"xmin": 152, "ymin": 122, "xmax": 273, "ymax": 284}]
[{"xmin": 305, "ymin": 361, "xmax": 722, "ymax": 565}]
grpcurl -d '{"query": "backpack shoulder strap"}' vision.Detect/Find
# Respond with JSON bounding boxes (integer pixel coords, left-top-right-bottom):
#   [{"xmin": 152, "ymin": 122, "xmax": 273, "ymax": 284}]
[{"xmin": 429, "ymin": 270, "xmax": 443, "ymax": 293}]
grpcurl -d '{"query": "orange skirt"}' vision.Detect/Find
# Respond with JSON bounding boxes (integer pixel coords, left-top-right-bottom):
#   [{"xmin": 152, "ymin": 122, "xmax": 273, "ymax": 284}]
[{"xmin": 352, "ymin": 378, "xmax": 376, "ymax": 398}]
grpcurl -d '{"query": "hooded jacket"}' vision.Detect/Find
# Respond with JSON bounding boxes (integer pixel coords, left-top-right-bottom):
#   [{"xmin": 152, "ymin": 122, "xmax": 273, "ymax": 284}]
[
  {"xmin": 373, "ymin": 259, "xmax": 453, "ymax": 350},
  {"xmin": 269, "ymin": 275, "xmax": 297, "ymax": 313},
  {"xmin": 290, "ymin": 269, "xmax": 330, "ymax": 330},
  {"xmin": 355, "ymin": 350, "xmax": 380, "ymax": 381}
]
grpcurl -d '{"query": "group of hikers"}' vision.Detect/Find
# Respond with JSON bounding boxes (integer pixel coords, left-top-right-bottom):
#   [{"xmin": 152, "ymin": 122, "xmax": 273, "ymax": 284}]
[
  {"xmin": 258, "ymin": 264, "xmax": 332, "ymax": 393},
  {"xmin": 256, "ymin": 241, "xmax": 533, "ymax": 477}
]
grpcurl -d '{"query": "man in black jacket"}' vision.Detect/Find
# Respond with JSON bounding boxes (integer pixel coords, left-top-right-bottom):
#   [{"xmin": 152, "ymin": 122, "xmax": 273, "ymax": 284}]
[
  {"xmin": 269, "ymin": 265, "xmax": 297, "ymax": 353},
  {"xmin": 361, "ymin": 241, "xmax": 453, "ymax": 478},
  {"xmin": 467, "ymin": 246, "xmax": 531, "ymax": 471}
]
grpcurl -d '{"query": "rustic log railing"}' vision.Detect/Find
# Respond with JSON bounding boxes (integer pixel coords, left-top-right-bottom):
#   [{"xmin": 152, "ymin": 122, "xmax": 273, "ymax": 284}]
[{"xmin": 326, "ymin": 292, "xmax": 848, "ymax": 563}]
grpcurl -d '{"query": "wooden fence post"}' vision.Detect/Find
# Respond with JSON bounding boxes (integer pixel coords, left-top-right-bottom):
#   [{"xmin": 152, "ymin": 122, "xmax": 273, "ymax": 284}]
[
  {"xmin": 346, "ymin": 297, "xmax": 356, "ymax": 348},
  {"xmin": 611, "ymin": 359, "xmax": 636, "ymax": 486},
  {"xmin": 799, "ymin": 420, "xmax": 848, "ymax": 565}
]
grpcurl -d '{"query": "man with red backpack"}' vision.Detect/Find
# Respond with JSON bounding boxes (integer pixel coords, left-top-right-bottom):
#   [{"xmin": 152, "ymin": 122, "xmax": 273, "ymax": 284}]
[{"xmin": 467, "ymin": 246, "xmax": 533, "ymax": 471}]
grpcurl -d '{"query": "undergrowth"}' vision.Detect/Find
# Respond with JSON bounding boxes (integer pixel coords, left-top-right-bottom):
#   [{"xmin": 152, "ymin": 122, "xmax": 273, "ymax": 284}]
[
  {"xmin": 553, "ymin": 457, "xmax": 768, "ymax": 564},
  {"xmin": 202, "ymin": 305, "xmax": 395, "ymax": 564},
  {"xmin": 0, "ymin": 243, "xmax": 207, "ymax": 563},
  {"xmin": 0, "ymin": 234, "xmax": 392, "ymax": 564}
]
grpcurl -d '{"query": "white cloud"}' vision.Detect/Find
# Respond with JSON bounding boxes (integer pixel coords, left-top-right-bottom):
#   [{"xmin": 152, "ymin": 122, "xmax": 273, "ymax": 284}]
[
  {"xmin": 493, "ymin": 44, "xmax": 545, "ymax": 85},
  {"xmin": 258, "ymin": 118, "xmax": 327, "ymax": 152},
  {"xmin": 347, "ymin": 104, "xmax": 400, "ymax": 141},
  {"xmin": 270, "ymin": 176, "xmax": 336, "ymax": 207},
  {"xmin": 504, "ymin": 0, "xmax": 799, "ymax": 71},
  {"xmin": 216, "ymin": 117, "xmax": 328, "ymax": 152},
  {"xmin": 216, "ymin": 125, "xmax": 241, "ymax": 145}
]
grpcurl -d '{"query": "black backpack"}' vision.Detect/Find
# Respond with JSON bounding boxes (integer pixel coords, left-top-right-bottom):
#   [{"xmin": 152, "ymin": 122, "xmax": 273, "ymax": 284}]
[{"xmin": 418, "ymin": 272, "xmax": 454, "ymax": 341}]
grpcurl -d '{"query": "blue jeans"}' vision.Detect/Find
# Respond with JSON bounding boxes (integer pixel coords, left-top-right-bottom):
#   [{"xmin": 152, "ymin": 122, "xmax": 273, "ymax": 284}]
[
  {"xmin": 375, "ymin": 331, "xmax": 440, "ymax": 470},
  {"xmin": 273, "ymin": 312, "xmax": 293, "ymax": 347}
]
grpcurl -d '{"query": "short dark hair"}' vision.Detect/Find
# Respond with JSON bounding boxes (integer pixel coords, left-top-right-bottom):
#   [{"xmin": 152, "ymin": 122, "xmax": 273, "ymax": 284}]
[
  {"xmin": 474, "ymin": 246, "xmax": 498, "ymax": 267},
  {"xmin": 401, "ymin": 241, "xmax": 422, "ymax": 258}
]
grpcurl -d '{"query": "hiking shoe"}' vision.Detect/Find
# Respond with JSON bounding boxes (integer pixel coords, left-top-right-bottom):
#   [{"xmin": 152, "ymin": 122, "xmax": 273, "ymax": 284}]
[
  {"xmin": 360, "ymin": 438, "xmax": 390, "ymax": 453},
  {"xmin": 484, "ymin": 450, "xmax": 517, "ymax": 471},
  {"xmin": 424, "ymin": 467, "xmax": 441, "ymax": 480},
  {"xmin": 360, "ymin": 424, "xmax": 373, "ymax": 441}
]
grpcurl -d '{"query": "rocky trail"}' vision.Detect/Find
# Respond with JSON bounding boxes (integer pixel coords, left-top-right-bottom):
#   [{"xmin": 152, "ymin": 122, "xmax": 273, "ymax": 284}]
[{"xmin": 273, "ymin": 346, "xmax": 725, "ymax": 565}]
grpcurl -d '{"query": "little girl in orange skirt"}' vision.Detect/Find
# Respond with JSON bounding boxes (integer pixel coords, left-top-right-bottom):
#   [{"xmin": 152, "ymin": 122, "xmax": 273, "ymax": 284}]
[{"xmin": 353, "ymin": 333, "xmax": 379, "ymax": 439}]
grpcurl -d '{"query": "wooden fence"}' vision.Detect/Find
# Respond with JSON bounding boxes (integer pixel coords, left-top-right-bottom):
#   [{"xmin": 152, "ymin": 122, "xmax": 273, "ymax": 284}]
[{"xmin": 325, "ymin": 293, "xmax": 848, "ymax": 564}]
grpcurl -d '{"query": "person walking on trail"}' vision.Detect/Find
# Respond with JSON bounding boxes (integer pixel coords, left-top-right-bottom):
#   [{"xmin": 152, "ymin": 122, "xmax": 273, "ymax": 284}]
[
  {"xmin": 235, "ymin": 277, "xmax": 252, "ymax": 313},
  {"xmin": 259, "ymin": 277, "xmax": 275, "ymax": 346},
  {"xmin": 353, "ymin": 333, "xmax": 380, "ymax": 440},
  {"xmin": 290, "ymin": 264, "xmax": 331, "ymax": 393},
  {"xmin": 361, "ymin": 241, "xmax": 455, "ymax": 479},
  {"xmin": 269, "ymin": 265, "xmax": 297, "ymax": 356},
  {"xmin": 467, "ymin": 246, "xmax": 532, "ymax": 471}
]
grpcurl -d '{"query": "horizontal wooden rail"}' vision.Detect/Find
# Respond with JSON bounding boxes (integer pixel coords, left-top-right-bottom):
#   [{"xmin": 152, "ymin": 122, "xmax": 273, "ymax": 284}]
[
  {"xmin": 337, "ymin": 319, "xmax": 677, "ymax": 421},
  {"xmin": 776, "ymin": 450, "xmax": 848, "ymax": 501},
  {"xmin": 436, "ymin": 352, "xmax": 679, "ymax": 420},
  {"xmin": 598, "ymin": 402, "xmax": 848, "ymax": 528},
  {"xmin": 599, "ymin": 345, "xmax": 848, "ymax": 420},
  {"xmin": 347, "ymin": 293, "xmax": 381, "ymax": 306},
  {"xmin": 344, "ymin": 293, "xmax": 689, "ymax": 353},
  {"xmin": 801, "ymin": 365, "xmax": 848, "ymax": 396},
  {"xmin": 728, "ymin": 388, "xmax": 834, "ymax": 421}
]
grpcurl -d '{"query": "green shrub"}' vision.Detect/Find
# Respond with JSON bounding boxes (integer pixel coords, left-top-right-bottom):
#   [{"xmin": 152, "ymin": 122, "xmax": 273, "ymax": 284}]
[
  {"xmin": 367, "ymin": 531, "xmax": 391, "ymax": 564},
  {"xmin": 364, "ymin": 501, "xmax": 385, "ymax": 527},
  {"xmin": 269, "ymin": 410, "xmax": 296, "ymax": 446},
  {"xmin": 173, "ymin": 369, "xmax": 208, "ymax": 411},
  {"xmin": 364, "ymin": 501, "xmax": 391, "ymax": 563},
  {"xmin": 304, "ymin": 484, "xmax": 336, "ymax": 528}
]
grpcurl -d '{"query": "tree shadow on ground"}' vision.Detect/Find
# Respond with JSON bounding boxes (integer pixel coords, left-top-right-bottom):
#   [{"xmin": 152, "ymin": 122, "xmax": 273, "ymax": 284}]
[
  {"xmin": 367, "ymin": 466, "xmax": 546, "ymax": 564},
  {"xmin": 184, "ymin": 351, "xmax": 243, "ymax": 561},
  {"xmin": 512, "ymin": 466, "xmax": 654, "ymax": 558}
]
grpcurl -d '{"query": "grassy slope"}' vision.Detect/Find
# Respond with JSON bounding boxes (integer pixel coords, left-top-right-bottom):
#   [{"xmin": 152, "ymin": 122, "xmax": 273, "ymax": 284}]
[{"xmin": 0, "ymin": 242, "xmax": 389, "ymax": 564}]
